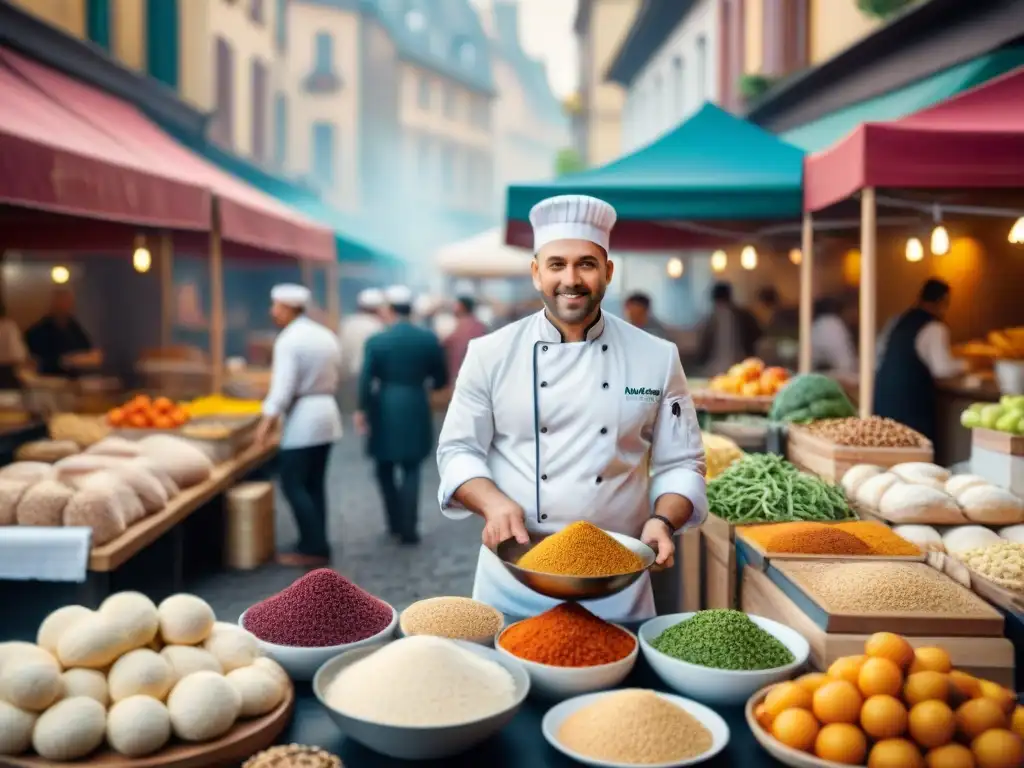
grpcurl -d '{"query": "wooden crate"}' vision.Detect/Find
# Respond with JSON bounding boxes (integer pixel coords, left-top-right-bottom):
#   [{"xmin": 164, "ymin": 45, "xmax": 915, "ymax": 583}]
[
  {"xmin": 786, "ymin": 426, "xmax": 933, "ymax": 483},
  {"xmin": 973, "ymin": 428, "xmax": 1024, "ymax": 456},
  {"xmin": 742, "ymin": 567, "xmax": 1016, "ymax": 688},
  {"xmin": 702, "ymin": 530, "xmax": 736, "ymax": 610},
  {"xmin": 971, "ymin": 428, "xmax": 1024, "ymax": 496}
]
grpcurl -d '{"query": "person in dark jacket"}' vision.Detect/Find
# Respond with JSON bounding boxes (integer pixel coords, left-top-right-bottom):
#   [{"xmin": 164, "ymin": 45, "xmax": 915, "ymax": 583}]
[
  {"xmin": 695, "ymin": 282, "xmax": 761, "ymax": 376},
  {"xmin": 356, "ymin": 285, "xmax": 449, "ymax": 545},
  {"xmin": 874, "ymin": 278, "xmax": 965, "ymax": 442}
]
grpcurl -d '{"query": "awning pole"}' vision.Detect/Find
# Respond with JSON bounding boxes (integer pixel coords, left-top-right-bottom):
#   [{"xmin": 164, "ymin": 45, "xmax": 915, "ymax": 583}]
[
  {"xmin": 210, "ymin": 199, "xmax": 225, "ymax": 395},
  {"xmin": 798, "ymin": 212, "xmax": 813, "ymax": 374},
  {"xmin": 859, "ymin": 189, "xmax": 878, "ymax": 418},
  {"xmin": 326, "ymin": 260, "xmax": 340, "ymax": 329},
  {"xmin": 159, "ymin": 232, "xmax": 174, "ymax": 348}
]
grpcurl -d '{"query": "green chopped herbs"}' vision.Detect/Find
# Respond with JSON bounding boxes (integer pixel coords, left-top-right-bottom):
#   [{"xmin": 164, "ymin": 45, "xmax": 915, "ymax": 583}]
[
  {"xmin": 707, "ymin": 453, "xmax": 852, "ymax": 524},
  {"xmin": 651, "ymin": 610, "xmax": 795, "ymax": 671}
]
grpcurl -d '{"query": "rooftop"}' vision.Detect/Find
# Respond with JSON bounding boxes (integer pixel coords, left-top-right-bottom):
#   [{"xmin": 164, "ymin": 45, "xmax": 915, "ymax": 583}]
[{"xmin": 605, "ymin": 0, "xmax": 697, "ymax": 87}]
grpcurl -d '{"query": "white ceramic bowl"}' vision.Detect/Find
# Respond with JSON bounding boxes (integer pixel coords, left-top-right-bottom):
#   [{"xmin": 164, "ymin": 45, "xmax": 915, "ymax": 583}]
[
  {"xmin": 494, "ymin": 621, "xmax": 638, "ymax": 700},
  {"xmin": 542, "ymin": 690, "xmax": 730, "ymax": 767},
  {"xmin": 312, "ymin": 639, "xmax": 530, "ymax": 760},
  {"xmin": 238, "ymin": 604, "xmax": 398, "ymax": 681},
  {"xmin": 638, "ymin": 612, "xmax": 810, "ymax": 706}
]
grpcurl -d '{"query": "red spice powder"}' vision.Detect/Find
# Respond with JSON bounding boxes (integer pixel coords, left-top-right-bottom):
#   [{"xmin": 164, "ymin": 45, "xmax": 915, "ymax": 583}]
[
  {"xmin": 243, "ymin": 568, "xmax": 393, "ymax": 647},
  {"xmin": 498, "ymin": 603, "xmax": 635, "ymax": 667}
]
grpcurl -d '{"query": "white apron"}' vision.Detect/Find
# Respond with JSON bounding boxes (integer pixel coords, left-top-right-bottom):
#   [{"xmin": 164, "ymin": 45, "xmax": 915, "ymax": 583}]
[{"xmin": 436, "ymin": 310, "xmax": 708, "ymax": 622}]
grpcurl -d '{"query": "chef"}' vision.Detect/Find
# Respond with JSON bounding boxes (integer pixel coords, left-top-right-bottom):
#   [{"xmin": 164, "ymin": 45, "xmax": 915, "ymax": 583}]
[
  {"xmin": 435, "ymin": 194, "xmax": 707, "ymax": 621},
  {"xmin": 339, "ymin": 288, "xmax": 385, "ymax": 380},
  {"xmin": 257, "ymin": 284, "xmax": 344, "ymax": 567}
]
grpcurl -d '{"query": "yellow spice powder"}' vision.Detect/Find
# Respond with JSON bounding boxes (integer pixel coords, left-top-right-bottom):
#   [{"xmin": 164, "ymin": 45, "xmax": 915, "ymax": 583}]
[
  {"xmin": 740, "ymin": 521, "xmax": 920, "ymax": 557},
  {"xmin": 517, "ymin": 521, "xmax": 644, "ymax": 576}
]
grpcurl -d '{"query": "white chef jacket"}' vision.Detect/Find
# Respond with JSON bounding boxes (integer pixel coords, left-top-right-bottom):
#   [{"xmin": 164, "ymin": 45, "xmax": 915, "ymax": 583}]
[
  {"xmin": 436, "ymin": 310, "xmax": 707, "ymax": 622},
  {"xmin": 338, "ymin": 312, "xmax": 384, "ymax": 379},
  {"xmin": 263, "ymin": 315, "xmax": 344, "ymax": 450}
]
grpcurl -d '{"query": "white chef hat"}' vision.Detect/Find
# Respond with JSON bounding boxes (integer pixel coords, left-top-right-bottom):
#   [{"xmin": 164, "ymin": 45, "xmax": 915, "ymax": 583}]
[
  {"xmin": 270, "ymin": 283, "xmax": 311, "ymax": 308},
  {"xmin": 357, "ymin": 288, "xmax": 384, "ymax": 309},
  {"xmin": 413, "ymin": 294, "xmax": 439, "ymax": 316},
  {"xmin": 529, "ymin": 194, "xmax": 617, "ymax": 253},
  {"xmin": 384, "ymin": 284, "xmax": 414, "ymax": 307}
]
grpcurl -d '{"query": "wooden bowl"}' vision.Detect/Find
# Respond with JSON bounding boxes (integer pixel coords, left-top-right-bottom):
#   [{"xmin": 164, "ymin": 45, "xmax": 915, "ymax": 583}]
[{"xmin": 0, "ymin": 684, "xmax": 295, "ymax": 768}]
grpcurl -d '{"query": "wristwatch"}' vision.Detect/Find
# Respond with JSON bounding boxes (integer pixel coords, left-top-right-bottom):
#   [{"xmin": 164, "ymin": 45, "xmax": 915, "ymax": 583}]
[{"xmin": 650, "ymin": 513, "xmax": 678, "ymax": 535}]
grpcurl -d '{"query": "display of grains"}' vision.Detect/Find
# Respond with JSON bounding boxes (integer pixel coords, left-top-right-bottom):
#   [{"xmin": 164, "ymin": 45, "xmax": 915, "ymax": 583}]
[
  {"xmin": 399, "ymin": 597, "xmax": 504, "ymax": 642},
  {"xmin": 242, "ymin": 569, "xmax": 393, "ymax": 647},
  {"xmin": 741, "ymin": 521, "xmax": 922, "ymax": 557},
  {"xmin": 707, "ymin": 453, "xmax": 852, "ymax": 524},
  {"xmin": 325, "ymin": 636, "xmax": 517, "ymax": 727},
  {"xmin": 777, "ymin": 561, "xmax": 998, "ymax": 616},
  {"xmin": 650, "ymin": 610, "xmax": 795, "ymax": 671},
  {"xmin": 498, "ymin": 603, "xmax": 635, "ymax": 667},
  {"xmin": 959, "ymin": 541, "xmax": 1024, "ymax": 591},
  {"xmin": 802, "ymin": 416, "xmax": 927, "ymax": 448},
  {"xmin": 516, "ymin": 521, "xmax": 644, "ymax": 577},
  {"xmin": 557, "ymin": 689, "xmax": 714, "ymax": 764},
  {"xmin": 242, "ymin": 744, "xmax": 343, "ymax": 768}
]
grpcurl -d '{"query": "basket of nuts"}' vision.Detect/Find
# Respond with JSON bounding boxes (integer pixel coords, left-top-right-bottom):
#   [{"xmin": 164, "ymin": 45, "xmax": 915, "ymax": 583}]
[{"xmin": 785, "ymin": 416, "xmax": 933, "ymax": 483}]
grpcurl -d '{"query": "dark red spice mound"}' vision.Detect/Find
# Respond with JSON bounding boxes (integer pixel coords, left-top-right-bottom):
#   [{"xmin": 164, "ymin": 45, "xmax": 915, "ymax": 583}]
[{"xmin": 243, "ymin": 568, "xmax": 393, "ymax": 647}]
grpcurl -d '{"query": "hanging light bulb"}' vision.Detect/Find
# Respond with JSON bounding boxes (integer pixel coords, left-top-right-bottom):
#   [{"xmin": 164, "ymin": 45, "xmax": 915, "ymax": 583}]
[
  {"xmin": 905, "ymin": 237, "xmax": 924, "ymax": 263},
  {"xmin": 132, "ymin": 234, "xmax": 152, "ymax": 273},
  {"xmin": 930, "ymin": 225, "xmax": 949, "ymax": 256},
  {"xmin": 666, "ymin": 257, "xmax": 684, "ymax": 279},
  {"xmin": 740, "ymin": 245, "xmax": 758, "ymax": 270},
  {"xmin": 1009, "ymin": 217, "xmax": 1024, "ymax": 244},
  {"xmin": 789, "ymin": 248, "xmax": 802, "ymax": 265},
  {"xmin": 51, "ymin": 265, "xmax": 70, "ymax": 284},
  {"xmin": 710, "ymin": 249, "xmax": 727, "ymax": 272}
]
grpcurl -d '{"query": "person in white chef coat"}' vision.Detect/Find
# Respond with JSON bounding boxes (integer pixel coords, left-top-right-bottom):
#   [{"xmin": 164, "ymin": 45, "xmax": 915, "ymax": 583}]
[
  {"xmin": 257, "ymin": 284, "xmax": 344, "ymax": 567},
  {"xmin": 338, "ymin": 288, "xmax": 385, "ymax": 414},
  {"xmin": 435, "ymin": 195, "xmax": 708, "ymax": 622}
]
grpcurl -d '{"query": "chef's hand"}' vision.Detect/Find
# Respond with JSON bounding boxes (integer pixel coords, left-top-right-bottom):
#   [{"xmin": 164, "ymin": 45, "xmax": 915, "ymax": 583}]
[
  {"xmin": 255, "ymin": 416, "xmax": 276, "ymax": 448},
  {"xmin": 640, "ymin": 518, "xmax": 675, "ymax": 572},
  {"xmin": 482, "ymin": 500, "xmax": 529, "ymax": 550},
  {"xmin": 353, "ymin": 410, "xmax": 368, "ymax": 436}
]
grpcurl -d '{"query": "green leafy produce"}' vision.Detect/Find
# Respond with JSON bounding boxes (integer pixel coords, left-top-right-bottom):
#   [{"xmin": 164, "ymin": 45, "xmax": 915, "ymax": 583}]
[
  {"xmin": 769, "ymin": 373, "xmax": 856, "ymax": 424},
  {"xmin": 651, "ymin": 610, "xmax": 795, "ymax": 671},
  {"xmin": 707, "ymin": 453, "xmax": 852, "ymax": 523}
]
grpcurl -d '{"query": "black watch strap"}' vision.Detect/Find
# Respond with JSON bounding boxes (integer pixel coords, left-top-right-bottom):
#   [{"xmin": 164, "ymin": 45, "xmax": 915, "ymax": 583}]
[{"xmin": 651, "ymin": 513, "xmax": 677, "ymax": 535}]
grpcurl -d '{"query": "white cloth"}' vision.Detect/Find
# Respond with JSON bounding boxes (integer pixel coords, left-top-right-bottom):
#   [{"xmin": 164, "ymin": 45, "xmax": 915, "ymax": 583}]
[
  {"xmin": 338, "ymin": 312, "xmax": 385, "ymax": 379},
  {"xmin": 263, "ymin": 315, "xmax": 343, "ymax": 449},
  {"xmin": 385, "ymin": 285, "xmax": 414, "ymax": 306},
  {"xmin": 530, "ymin": 195, "xmax": 617, "ymax": 253},
  {"xmin": 876, "ymin": 318, "xmax": 967, "ymax": 379},
  {"xmin": 0, "ymin": 527, "xmax": 91, "ymax": 582},
  {"xmin": 0, "ymin": 318, "xmax": 27, "ymax": 366},
  {"xmin": 812, "ymin": 315, "xmax": 858, "ymax": 374},
  {"xmin": 357, "ymin": 288, "xmax": 385, "ymax": 310},
  {"xmin": 436, "ymin": 310, "xmax": 707, "ymax": 622},
  {"xmin": 270, "ymin": 283, "xmax": 311, "ymax": 308}
]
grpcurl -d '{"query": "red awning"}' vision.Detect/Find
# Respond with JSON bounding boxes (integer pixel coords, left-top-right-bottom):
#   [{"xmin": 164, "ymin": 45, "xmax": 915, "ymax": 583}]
[
  {"xmin": 804, "ymin": 64, "xmax": 1024, "ymax": 212},
  {"xmin": 2, "ymin": 49, "xmax": 335, "ymax": 262},
  {"xmin": 0, "ymin": 52, "xmax": 209, "ymax": 231}
]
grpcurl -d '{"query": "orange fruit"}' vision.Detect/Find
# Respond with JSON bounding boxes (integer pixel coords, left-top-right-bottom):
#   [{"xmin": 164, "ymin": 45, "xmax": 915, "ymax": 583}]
[
  {"xmin": 906, "ymin": 671, "xmax": 951, "ymax": 706},
  {"xmin": 813, "ymin": 680, "xmax": 863, "ymax": 725},
  {"xmin": 909, "ymin": 700, "xmax": 957, "ymax": 749},
  {"xmin": 970, "ymin": 728, "xmax": 1023, "ymax": 768},
  {"xmin": 859, "ymin": 657, "xmax": 904, "ymax": 698},
  {"xmin": 764, "ymin": 682, "xmax": 813, "ymax": 718},
  {"xmin": 795, "ymin": 672, "xmax": 830, "ymax": 694},
  {"xmin": 829, "ymin": 655, "xmax": 868, "ymax": 686},
  {"xmin": 865, "ymin": 632, "xmax": 916, "ymax": 670},
  {"xmin": 869, "ymin": 739, "xmax": 926, "ymax": 768},
  {"xmin": 170, "ymin": 407, "xmax": 189, "ymax": 426},
  {"xmin": 815, "ymin": 722, "xmax": 868, "ymax": 765},
  {"xmin": 956, "ymin": 698, "xmax": 1008, "ymax": 741},
  {"xmin": 911, "ymin": 647, "xmax": 953, "ymax": 675},
  {"xmin": 977, "ymin": 680, "xmax": 1016, "ymax": 715},
  {"xmin": 153, "ymin": 396, "xmax": 174, "ymax": 413},
  {"xmin": 128, "ymin": 412, "xmax": 149, "ymax": 429},
  {"xmin": 950, "ymin": 671, "xmax": 983, "ymax": 704},
  {"xmin": 754, "ymin": 703, "xmax": 773, "ymax": 731},
  {"xmin": 1011, "ymin": 706, "xmax": 1024, "ymax": 739},
  {"xmin": 771, "ymin": 707, "xmax": 820, "ymax": 752},
  {"xmin": 861, "ymin": 694, "xmax": 909, "ymax": 740},
  {"xmin": 925, "ymin": 743, "xmax": 976, "ymax": 768},
  {"xmin": 107, "ymin": 407, "xmax": 126, "ymax": 426}
]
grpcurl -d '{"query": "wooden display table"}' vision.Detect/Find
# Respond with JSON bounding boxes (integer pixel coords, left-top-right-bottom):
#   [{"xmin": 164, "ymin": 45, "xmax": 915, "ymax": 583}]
[{"xmin": 786, "ymin": 425, "xmax": 933, "ymax": 483}]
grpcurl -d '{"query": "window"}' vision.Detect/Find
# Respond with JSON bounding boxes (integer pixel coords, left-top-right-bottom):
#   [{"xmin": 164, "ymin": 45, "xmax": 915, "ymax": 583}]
[
  {"xmin": 442, "ymin": 83, "xmax": 457, "ymax": 119},
  {"xmin": 761, "ymin": 0, "xmax": 808, "ymax": 74},
  {"xmin": 146, "ymin": 0, "xmax": 179, "ymax": 88},
  {"xmin": 251, "ymin": 59, "xmax": 268, "ymax": 161},
  {"xmin": 210, "ymin": 36, "xmax": 235, "ymax": 147},
  {"xmin": 672, "ymin": 55, "xmax": 685, "ymax": 119},
  {"xmin": 311, "ymin": 122, "xmax": 336, "ymax": 187},
  {"xmin": 457, "ymin": 41, "xmax": 475, "ymax": 68},
  {"xmin": 314, "ymin": 32, "xmax": 333, "ymax": 72},
  {"xmin": 275, "ymin": 0, "xmax": 287, "ymax": 51},
  {"xmin": 695, "ymin": 35, "xmax": 707, "ymax": 104},
  {"xmin": 86, "ymin": 0, "xmax": 111, "ymax": 50},
  {"xmin": 417, "ymin": 75, "xmax": 431, "ymax": 110},
  {"xmin": 652, "ymin": 73, "xmax": 663, "ymax": 129},
  {"xmin": 440, "ymin": 143, "xmax": 455, "ymax": 193},
  {"xmin": 273, "ymin": 93, "xmax": 287, "ymax": 168},
  {"xmin": 250, "ymin": 0, "xmax": 263, "ymax": 23}
]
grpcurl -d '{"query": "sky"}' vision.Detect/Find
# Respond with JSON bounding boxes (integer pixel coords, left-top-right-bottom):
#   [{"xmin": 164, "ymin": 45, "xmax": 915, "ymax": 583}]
[{"xmin": 470, "ymin": 0, "xmax": 579, "ymax": 98}]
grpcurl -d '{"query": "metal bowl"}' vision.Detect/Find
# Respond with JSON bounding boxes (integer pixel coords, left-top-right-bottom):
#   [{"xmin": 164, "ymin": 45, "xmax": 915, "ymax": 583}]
[{"xmin": 495, "ymin": 530, "xmax": 655, "ymax": 601}]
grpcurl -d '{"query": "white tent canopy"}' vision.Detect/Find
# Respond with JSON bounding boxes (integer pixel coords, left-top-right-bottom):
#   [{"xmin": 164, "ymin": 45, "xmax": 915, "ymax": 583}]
[{"xmin": 435, "ymin": 228, "xmax": 533, "ymax": 278}]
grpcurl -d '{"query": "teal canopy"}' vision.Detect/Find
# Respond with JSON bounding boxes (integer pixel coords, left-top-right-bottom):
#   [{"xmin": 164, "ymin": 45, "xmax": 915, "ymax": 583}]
[{"xmin": 506, "ymin": 102, "xmax": 805, "ymax": 223}]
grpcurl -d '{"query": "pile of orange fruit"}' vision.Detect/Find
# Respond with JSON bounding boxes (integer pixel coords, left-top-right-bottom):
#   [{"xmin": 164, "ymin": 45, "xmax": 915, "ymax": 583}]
[
  {"xmin": 107, "ymin": 394, "xmax": 190, "ymax": 430},
  {"xmin": 708, "ymin": 357, "xmax": 790, "ymax": 397},
  {"xmin": 753, "ymin": 632, "xmax": 1023, "ymax": 767}
]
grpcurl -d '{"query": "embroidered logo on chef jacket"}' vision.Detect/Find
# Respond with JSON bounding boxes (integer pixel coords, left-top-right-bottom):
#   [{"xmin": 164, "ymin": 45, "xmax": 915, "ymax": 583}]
[{"xmin": 623, "ymin": 386, "xmax": 661, "ymax": 403}]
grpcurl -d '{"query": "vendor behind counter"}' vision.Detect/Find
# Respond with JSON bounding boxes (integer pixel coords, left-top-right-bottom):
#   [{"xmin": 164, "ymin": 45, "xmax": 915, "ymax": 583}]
[{"xmin": 25, "ymin": 289, "xmax": 101, "ymax": 379}]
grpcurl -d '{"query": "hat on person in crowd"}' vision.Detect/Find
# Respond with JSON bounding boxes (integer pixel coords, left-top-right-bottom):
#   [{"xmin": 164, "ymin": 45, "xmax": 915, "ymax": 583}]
[
  {"xmin": 357, "ymin": 288, "xmax": 384, "ymax": 310},
  {"xmin": 528, "ymin": 194, "xmax": 617, "ymax": 253},
  {"xmin": 384, "ymin": 285, "xmax": 414, "ymax": 307},
  {"xmin": 413, "ymin": 294, "xmax": 439, "ymax": 317},
  {"xmin": 270, "ymin": 284, "xmax": 311, "ymax": 309}
]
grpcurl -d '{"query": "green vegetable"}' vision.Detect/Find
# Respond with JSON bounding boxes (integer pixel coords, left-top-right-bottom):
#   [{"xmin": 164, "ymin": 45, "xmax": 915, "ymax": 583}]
[
  {"xmin": 651, "ymin": 610, "xmax": 795, "ymax": 671},
  {"xmin": 770, "ymin": 373, "xmax": 856, "ymax": 424},
  {"xmin": 707, "ymin": 453, "xmax": 852, "ymax": 523}
]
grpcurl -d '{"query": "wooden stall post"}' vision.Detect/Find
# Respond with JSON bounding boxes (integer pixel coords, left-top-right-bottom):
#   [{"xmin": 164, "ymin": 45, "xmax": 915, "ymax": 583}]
[
  {"xmin": 159, "ymin": 232, "xmax": 174, "ymax": 347},
  {"xmin": 859, "ymin": 188, "xmax": 877, "ymax": 418},
  {"xmin": 798, "ymin": 212, "xmax": 814, "ymax": 374},
  {"xmin": 326, "ymin": 260, "xmax": 340, "ymax": 330},
  {"xmin": 210, "ymin": 199, "xmax": 225, "ymax": 395}
]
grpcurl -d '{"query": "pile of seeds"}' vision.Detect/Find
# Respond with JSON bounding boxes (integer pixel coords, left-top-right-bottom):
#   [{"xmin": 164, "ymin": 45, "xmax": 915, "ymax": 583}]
[
  {"xmin": 242, "ymin": 745, "xmax": 343, "ymax": 768},
  {"xmin": 802, "ymin": 416, "xmax": 927, "ymax": 448},
  {"xmin": 399, "ymin": 596, "xmax": 503, "ymax": 642},
  {"xmin": 778, "ymin": 561, "xmax": 996, "ymax": 615},
  {"xmin": 517, "ymin": 521, "xmax": 644, "ymax": 577},
  {"xmin": 557, "ymin": 689, "xmax": 713, "ymax": 764},
  {"xmin": 650, "ymin": 610, "xmax": 794, "ymax": 671}
]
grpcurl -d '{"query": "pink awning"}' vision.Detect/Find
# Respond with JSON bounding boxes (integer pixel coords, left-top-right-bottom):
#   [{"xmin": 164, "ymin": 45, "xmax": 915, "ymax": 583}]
[
  {"xmin": 804, "ymin": 64, "xmax": 1024, "ymax": 212},
  {"xmin": 2, "ymin": 49, "xmax": 335, "ymax": 262},
  {"xmin": 0, "ymin": 53, "xmax": 209, "ymax": 230}
]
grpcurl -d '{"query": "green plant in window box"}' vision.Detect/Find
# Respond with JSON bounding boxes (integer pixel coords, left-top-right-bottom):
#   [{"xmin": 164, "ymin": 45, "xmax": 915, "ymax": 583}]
[
  {"xmin": 857, "ymin": 0, "xmax": 915, "ymax": 19},
  {"xmin": 739, "ymin": 74, "xmax": 775, "ymax": 103}
]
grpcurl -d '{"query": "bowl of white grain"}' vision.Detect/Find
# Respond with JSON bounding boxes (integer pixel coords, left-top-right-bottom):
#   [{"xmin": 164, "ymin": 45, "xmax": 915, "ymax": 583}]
[{"xmin": 399, "ymin": 596, "xmax": 505, "ymax": 646}]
